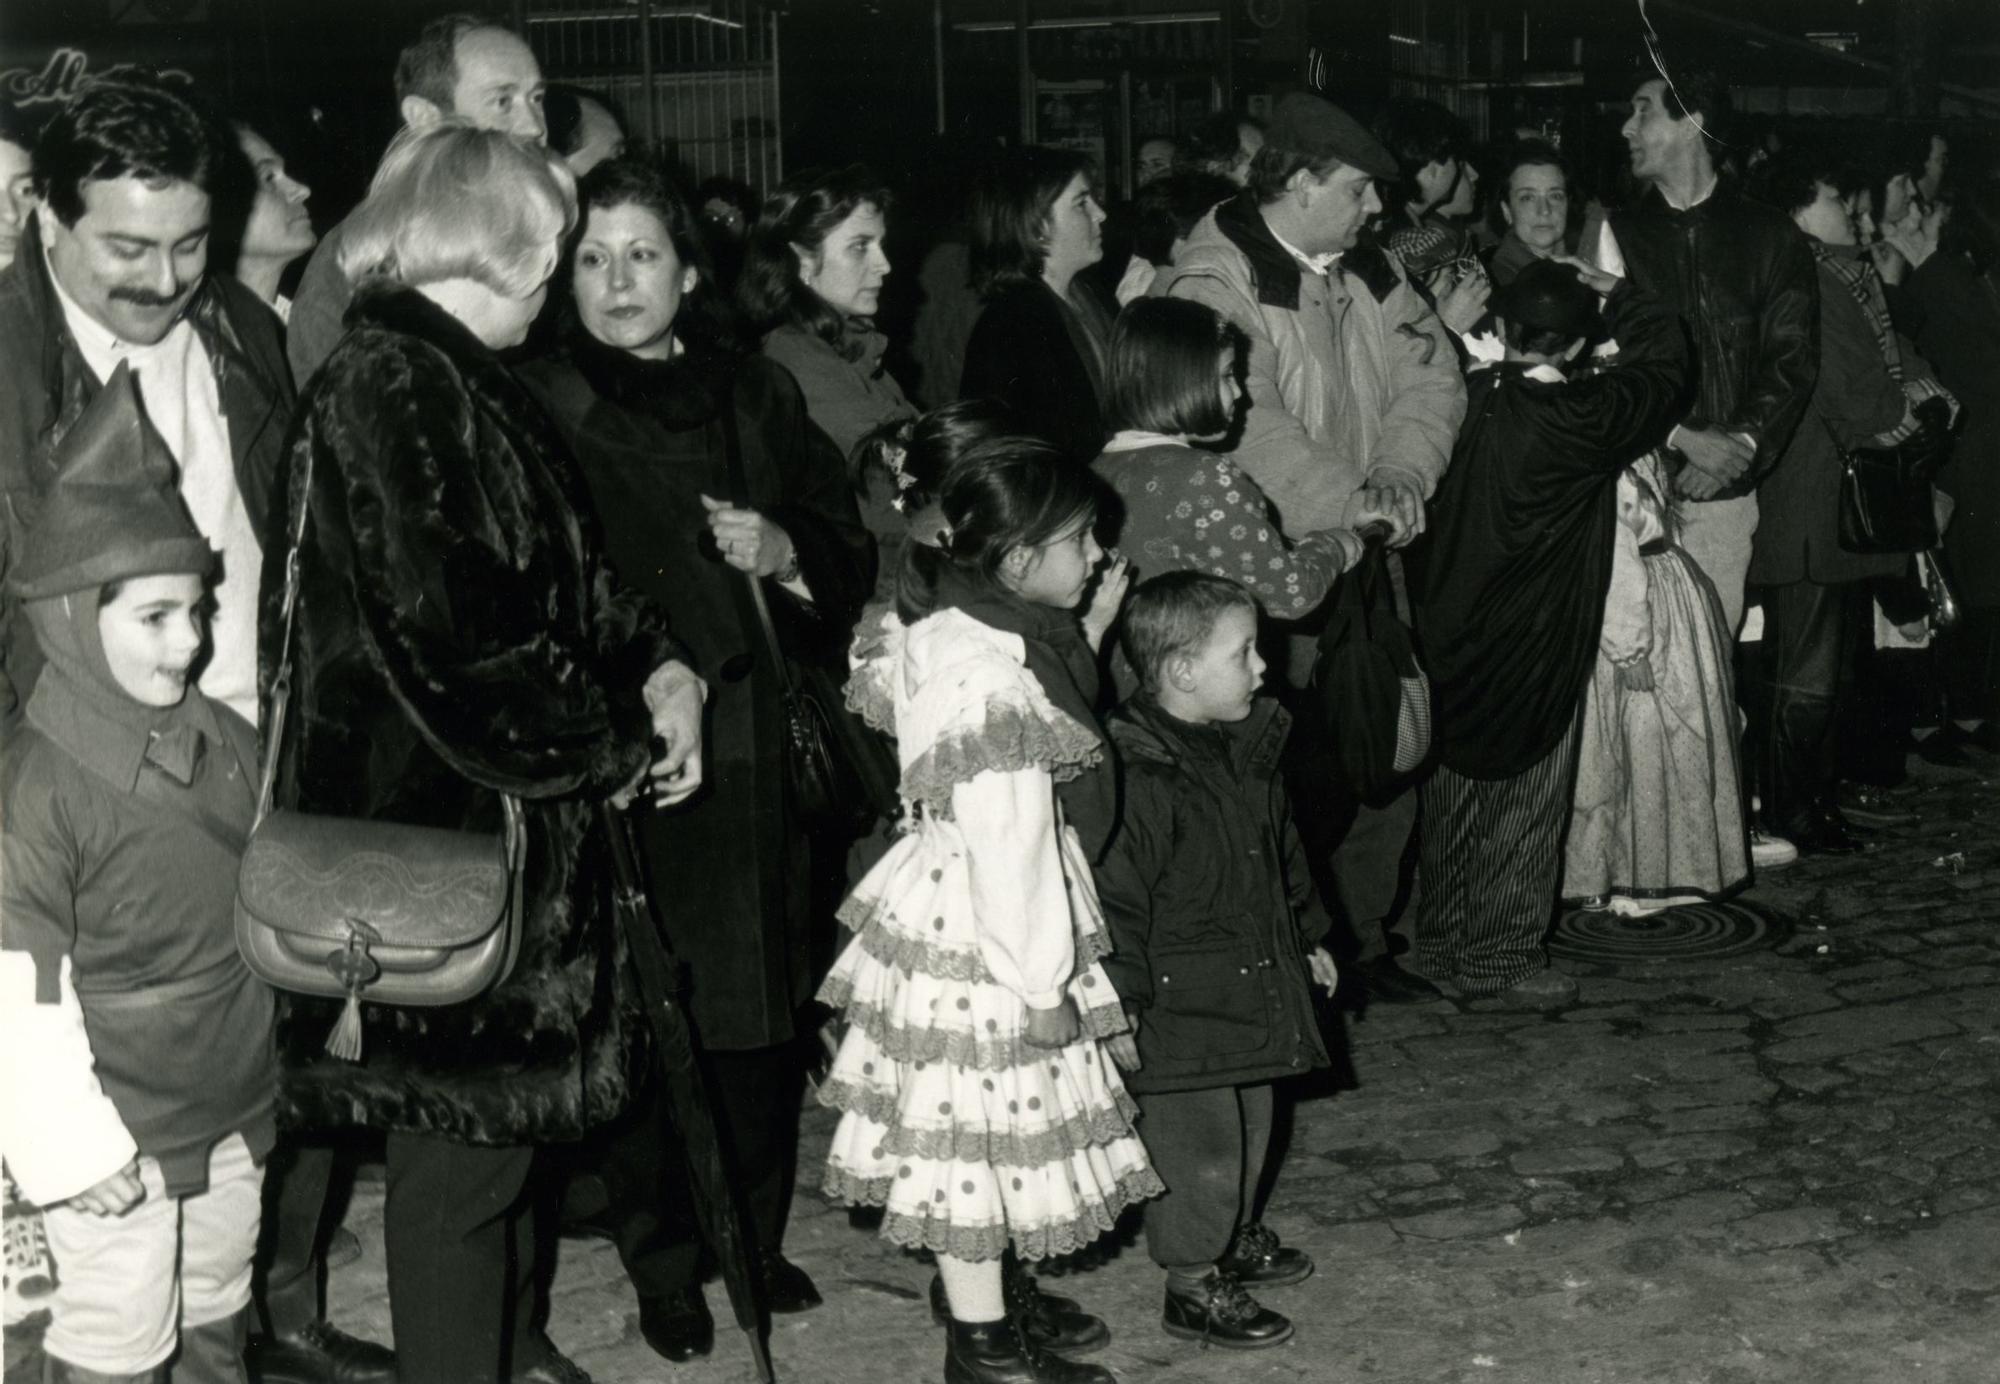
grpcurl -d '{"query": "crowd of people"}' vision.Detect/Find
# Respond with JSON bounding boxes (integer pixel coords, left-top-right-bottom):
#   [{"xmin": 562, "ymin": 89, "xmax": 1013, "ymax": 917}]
[{"xmin": 1, "ymin": 11, "xmax": 1996, "ymax": 1384}]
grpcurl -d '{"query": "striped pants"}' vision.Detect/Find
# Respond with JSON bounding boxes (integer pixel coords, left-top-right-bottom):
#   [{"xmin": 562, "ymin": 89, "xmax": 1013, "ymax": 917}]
[{"xmin": 1415, "ymin": 721, "xmax": 1581, "ymax": 993}]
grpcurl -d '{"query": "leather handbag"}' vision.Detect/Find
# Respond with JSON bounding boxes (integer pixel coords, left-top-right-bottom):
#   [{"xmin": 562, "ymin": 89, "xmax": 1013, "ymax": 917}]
[
  {"xmin": 1836, "ymin": 399, "xmax": 1952, "ymax": 556},
  {"xmin": 717, "ymin": 397, "xmax": 875, "ymax": 831},
  {"xmin": 235, "ymin": 439, "xmax": 526, "ymax": 1063}
]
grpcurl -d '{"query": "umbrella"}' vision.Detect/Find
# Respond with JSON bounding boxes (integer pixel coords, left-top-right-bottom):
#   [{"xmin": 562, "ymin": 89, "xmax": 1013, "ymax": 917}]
[{"xmin": 600, "ymin": 803, "xmax": 775, "ymax": 1382}]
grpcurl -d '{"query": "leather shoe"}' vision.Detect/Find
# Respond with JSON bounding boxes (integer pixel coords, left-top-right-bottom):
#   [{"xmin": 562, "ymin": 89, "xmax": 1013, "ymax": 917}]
[
  {"xmin": 1356, "ymin": 956, "xmax": 1442, "ymax": 1005},
  {"xmin": 1161, "ymin": 1271, "xmax": 1293, "ymax": 1350},
  {"xmin": 929, "ymin": 1266, "xmax": 1111, "ymax": 1355},
  {"xmin": 637, "ymin": 1288, "xmax": 713, "ymax": 1363},
  {"xmin": 1479, "ymin": 968, "xmax": 1578, "ymax": 1010},
  {"xmin": 1219, "ymin": 1222, "xmax": 1314, "ymax": 1287},
  {"xmin": 944, "ymin": 1315, "xmax": 1114, "ymax": 1383},
  {"xmin": 513, "ymin": 1338, "xmax": 593, "ymax": 1383},
  {"xmin": 760, "ymin": 1251, "xmax": 823, "ymax": 1313},
  {"xmin": 1779, "ymin": 808, "xmax": 1866, "ymax": 856},
  {"xmin": 246, "ymin": 1322, "xmax": 396, "ymax": 1384}
]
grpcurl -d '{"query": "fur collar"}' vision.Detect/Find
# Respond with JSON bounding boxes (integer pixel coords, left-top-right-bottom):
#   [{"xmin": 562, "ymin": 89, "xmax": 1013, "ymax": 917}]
[{"xmin": 554, "ymin": 324, "xmax": 738, "ymax": 432}]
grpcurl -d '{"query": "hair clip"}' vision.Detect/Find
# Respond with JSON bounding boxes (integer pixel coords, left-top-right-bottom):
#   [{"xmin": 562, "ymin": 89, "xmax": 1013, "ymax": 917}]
[
  {"xmin": 883, "ymin": 441, "xmax": 920, "ymax": 513},
  {"xmin": 934, "ymin": 518, "xmax": 956, "ymax": 551}
]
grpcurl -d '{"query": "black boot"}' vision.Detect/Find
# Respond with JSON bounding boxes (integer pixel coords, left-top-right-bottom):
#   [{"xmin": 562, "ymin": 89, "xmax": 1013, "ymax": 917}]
[
  {"xmin": 944, "ymin": 1316, "xmax": 1116, "ymax": 1384},
  {"xmin": 1161, "ymin": 1270, "xmax": 1294, "ymax": 1350},
  {"xmin": 930, "ymin": 1258, "xmax": 1110, "ymax": 1356},
  {"xmin": 1218, "ymin": 1222, "xmax": 1314, "ymax": 1288}
]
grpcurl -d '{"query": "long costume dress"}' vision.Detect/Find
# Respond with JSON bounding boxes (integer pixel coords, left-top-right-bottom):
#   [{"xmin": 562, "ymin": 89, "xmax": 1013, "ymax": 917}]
[
  {"xmin": 817, "ymin": 603, "xmax": 1160, "ymax": 1261},
  {"xmin": 1563, "ymin": 452, "xmax": 1750, "ymax": 906}
]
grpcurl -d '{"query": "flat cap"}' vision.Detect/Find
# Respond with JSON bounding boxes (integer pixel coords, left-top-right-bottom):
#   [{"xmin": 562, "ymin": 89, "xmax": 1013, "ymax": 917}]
[
  {"xmin": 1266, "ymin": 92, "xmax": 1399, "ymax": 181},
  {"xmin": 1489, "ymin": 259, "xmax": 1602, "ymax": 342}
]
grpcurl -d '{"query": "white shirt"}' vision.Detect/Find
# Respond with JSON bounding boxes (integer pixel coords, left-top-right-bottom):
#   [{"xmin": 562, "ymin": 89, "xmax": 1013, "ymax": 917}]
[
  {"xmin": 1268, "ymin": 223, "xmax": 1339, "ymax": 278},
  {"xmin": 47, "ymin": 258, "xmax": 264, "ymax": 726}
]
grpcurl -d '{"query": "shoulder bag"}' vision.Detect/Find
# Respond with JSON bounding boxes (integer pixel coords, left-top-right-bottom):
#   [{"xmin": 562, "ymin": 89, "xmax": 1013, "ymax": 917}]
[
  {"xmin": 1836, "ymin": 397, "xmax": 1953, "ymax": 556},
  {"xmin": 235, "ymin": 435, "xmax": 526, "ymax": 1062}
]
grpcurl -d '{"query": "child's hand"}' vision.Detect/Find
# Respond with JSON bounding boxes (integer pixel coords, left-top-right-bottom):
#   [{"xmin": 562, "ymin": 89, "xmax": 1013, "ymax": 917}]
[
  {"xmin": 1106, "ymin": 1013, "xmax": 1142, "ymax": 1072},
  {"xmin": 69, "ymin": 1160, "xmax": 144, "ymax": 1217},
  {"xmin": 1081, "ymin": 554, "xmax": 1132, "ymax": 653},
  {"xmin": 1024, "ymin": 998, "xmax": 1080, "ymax": 1049},
  {"xmin": 1307, "ymin": 946, "xmax": 1340, "ymax": 998}
]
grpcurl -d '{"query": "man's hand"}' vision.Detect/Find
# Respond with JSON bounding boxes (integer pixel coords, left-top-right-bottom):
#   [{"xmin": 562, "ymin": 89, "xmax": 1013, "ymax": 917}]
[
  {"xmin": 69, "ymin": 1160, "xmax": 144, "ymax": 1217},
  {"xmin": 1023, "ymin": 998, "xmax": 1080, "ymax": 1050},
  {"xmin": 1307, "ymin": 946, "xmax": 1339, "ymax": 998},
  {"xmin": 1433, "ymin": 265, "xmax": 1492, "ymax": 335},
  {"xmin": 641, "ymin": 660, "xmax": 706, "ymax": 808},
  {"xmin": 1552, "ymin": 255, "xmax": 1622, "ymax": 296},
  {"xmin": 1363, "ymin": 472, "xmax": 1427, "ymax": 546},
  {"xmin": 1672, "ymin": 427, "xmax": 1753, "ymax": 493},
  {"xmin": 1673, "ymin": 464, "xmax": 1728, "ymax": 501}
]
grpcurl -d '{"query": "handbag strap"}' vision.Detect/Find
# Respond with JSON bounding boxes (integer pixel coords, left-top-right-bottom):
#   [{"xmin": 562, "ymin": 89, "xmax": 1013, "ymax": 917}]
[
  {"xmin": 251, "ymin": 415, "xmax": 522, "ymax": 865},
  {"xmin": 715, "ymin": 389, "xmax": 799, "ymax": 700}
]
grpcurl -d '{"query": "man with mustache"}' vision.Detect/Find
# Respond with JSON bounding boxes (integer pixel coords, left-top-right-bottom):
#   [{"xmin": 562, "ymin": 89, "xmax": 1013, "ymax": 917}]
[{"xmin": 284, "ymin": 13, "xmax": 549, "ymax": 382}]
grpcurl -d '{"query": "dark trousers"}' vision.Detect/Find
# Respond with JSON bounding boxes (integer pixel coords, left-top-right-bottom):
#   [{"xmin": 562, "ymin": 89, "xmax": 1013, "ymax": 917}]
[
  {"xmin": 1133, "ymin": 1084, "xmax": 1274, "ymax": 1277},
  {"xmin": 382, "ymin": 1133, "xmax": 536, "ymax": 1384},
  {"xmin": 253, "ymin": 1142, "xmax": 333, "ymax": 1339},
  {"xmin": 1943, "ymin": 603, "xmax": 2000, "ymax": 723},
  {"xmin": 1415, "ymin": 722, "xmax": 1580, "ymax": 993},
  {"xmin": 1748, "ymin": 580, "xmax": 1859, "ymax": 830},
  {"xmin": 576, "ymin": 1043, "xmax": 803, "ymax": 1298}
]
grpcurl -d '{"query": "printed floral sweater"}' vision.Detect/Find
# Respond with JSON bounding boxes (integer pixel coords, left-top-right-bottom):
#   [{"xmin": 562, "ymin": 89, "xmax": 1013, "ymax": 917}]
[{"xmin": 1091, "ymin": 432, "xmax": 1355, "ymax": 618}]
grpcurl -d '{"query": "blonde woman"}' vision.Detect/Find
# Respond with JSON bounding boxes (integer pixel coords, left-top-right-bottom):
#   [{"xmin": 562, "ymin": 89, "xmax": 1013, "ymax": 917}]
[{"xmin": 261, "ymin": 121, "xmax": 704, "ymax": 1384}]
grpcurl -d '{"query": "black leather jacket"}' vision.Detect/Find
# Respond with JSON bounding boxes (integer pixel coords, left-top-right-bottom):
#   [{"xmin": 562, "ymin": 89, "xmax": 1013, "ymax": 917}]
[{"xmin": 1608, "ymin": 183, "xmax": 1820, "ymax": 498}]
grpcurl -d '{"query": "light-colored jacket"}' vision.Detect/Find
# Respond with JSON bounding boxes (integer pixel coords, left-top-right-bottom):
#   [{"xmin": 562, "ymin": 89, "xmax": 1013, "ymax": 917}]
[{"xmin": 1157, "ymin": 197, "xmax": 1466, "ymax": 535}]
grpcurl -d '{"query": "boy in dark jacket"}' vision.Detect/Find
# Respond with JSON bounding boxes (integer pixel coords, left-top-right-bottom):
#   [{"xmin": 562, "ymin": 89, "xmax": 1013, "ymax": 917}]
[
  {"xmin": 1, "ymin": 365, "xmax": 275, "ymax": 1384},
  {"xmin": 1096, "ymin": 571, "xmax": 1340, "ymax": 1352}
]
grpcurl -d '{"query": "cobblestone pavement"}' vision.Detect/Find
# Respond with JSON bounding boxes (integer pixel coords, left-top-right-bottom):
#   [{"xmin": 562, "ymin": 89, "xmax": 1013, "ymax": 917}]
[{"xmin": 315, "ymin": 759, "xmax": 2000, "ymax": 1383}]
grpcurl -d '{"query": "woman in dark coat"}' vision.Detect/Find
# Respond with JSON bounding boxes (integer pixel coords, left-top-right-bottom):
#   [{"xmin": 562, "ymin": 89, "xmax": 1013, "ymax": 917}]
[
  {"xmin": 960, "ymin": 146, "xmax": 1115, "ymax": 464},
  {"xmin": 264, "ymin": 126, "xmax": 702, "ymax": 1384},
  {"xmin": 1747, "ymin": 156, "xmax": 1950, "ymax": 853},
  {"xmin": 518, "ymin": 158, "xmax": 874, "ymax": 1357}
]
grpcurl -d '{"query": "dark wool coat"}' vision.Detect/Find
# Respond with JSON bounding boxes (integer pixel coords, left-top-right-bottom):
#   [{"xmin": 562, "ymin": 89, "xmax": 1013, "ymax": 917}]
[
  {"xmin": 1891, "ymin": 254, "xmax": 2000, "ymax": 605},
  {"xmin": 0, "ymin": 217, "xmax": 294, "ymax": 726},
  {"xmin": 263, "ymin": 285, "xmax": 678, "ymax": 1146},
  {"xmin": 519, "ymin": 336, "xmax": 875, "ymax": 1052},
  {"xmin": 1409, "ymin": 285, "xmax": 1689, "ymax": 781},
  {"xmin": 1748, "ymin": 255, "xmax": 1911, "ymax": 589},
  {"xmin": 960, "ymin": 279, "xmax": 1111, "ymax": 464},
  {"xmin": 1093, "ymin": 697, "xmax": 1330, "ymax": 1095}
]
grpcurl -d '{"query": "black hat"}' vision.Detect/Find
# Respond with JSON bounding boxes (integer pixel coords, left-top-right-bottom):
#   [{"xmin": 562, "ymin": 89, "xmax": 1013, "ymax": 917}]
[
  {"xmin": 10, "ymin": 362, "xmax": 215, "ymax": 601},
  {"xmin": 1265, "ymin": 92, "xmax": 1399, "ymax": 182},
  {"xmin": 1488, "ymin": 259, "xmax": 1601, "ymax": 343}
]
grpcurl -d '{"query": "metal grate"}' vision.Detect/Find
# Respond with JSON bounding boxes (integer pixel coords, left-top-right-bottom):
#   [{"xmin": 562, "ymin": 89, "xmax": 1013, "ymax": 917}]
[{"xmin": 520, "ymin": 0, "xmax": 781, "ymax": 188}]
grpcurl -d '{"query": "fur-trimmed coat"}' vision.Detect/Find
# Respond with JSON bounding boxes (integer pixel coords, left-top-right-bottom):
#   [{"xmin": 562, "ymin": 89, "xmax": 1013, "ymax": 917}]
[{"xmin": 262, "ymin": 285, "xmax": 679, "ymax": 1145}]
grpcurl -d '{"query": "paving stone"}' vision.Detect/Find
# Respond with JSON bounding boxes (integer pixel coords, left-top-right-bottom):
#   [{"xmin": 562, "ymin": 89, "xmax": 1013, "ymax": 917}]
[
  {"xmin": 1763, "ymin": 1004, "xmax": 1961, "ymax": 1063},
  {"xmin": 1629, "ymin": 1132, "xmax": 1759, "ymax": 1168},
  {"xmin": 1509, "ymin": 1146, "xmax": 1624, "ymax": 1176},
  {"xmin": 1389, "ymin": 1203, "xmax": 1526, "ymax": 1240}
]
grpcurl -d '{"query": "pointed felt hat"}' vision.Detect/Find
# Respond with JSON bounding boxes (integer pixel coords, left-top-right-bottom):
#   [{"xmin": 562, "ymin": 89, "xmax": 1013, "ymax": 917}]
[{"xmin": 9, "ymin": 360, "xmax": 216, "ymax": 601}]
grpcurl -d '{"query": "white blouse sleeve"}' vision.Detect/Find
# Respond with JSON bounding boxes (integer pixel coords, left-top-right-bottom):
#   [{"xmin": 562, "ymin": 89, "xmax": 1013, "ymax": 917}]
[{"xmin": 951, "ymin": 765, "xmax": 1076, "ymax": 1009}]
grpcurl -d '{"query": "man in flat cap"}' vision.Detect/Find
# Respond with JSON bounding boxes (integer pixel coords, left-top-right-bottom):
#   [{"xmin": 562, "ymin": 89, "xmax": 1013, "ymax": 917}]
[
  {"xmin": 1157, "ymin": 89, "xmax": 1466, "ymax": 1006},
  {"xmin": 1409, "ymin": 262, "xmax": 1687, "ymax": 1006}
]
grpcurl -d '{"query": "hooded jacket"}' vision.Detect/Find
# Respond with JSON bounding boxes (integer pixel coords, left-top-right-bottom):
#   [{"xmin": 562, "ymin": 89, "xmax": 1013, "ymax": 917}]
[
  {"xmin": 1156, "ymin": 192, "xmax": 1467, "ymax": 537},
  {"xmin": 1093, "ymin": 696, "xmax": 1330, "ymax": 1094}
]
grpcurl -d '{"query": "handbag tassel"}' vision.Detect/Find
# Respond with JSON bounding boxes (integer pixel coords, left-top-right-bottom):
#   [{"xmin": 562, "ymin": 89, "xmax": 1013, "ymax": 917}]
[{"xmin": 325, "ymin": 991, "xmax": 365, "ymax": 1061}]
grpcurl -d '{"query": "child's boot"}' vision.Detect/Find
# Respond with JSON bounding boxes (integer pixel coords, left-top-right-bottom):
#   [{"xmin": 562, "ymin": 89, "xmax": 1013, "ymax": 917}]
[
  {"xmin": 929, "ymin": 1254, "xmax": 1110, "ymax": 1356},
  {"xmin": 1161, "ymin": 1269, "xmax": 1294, "ymax": 1350},
  {"xmin": 944, "ymin": 1316, "xmax": 1115, "ymax": 1384},
  {"xmin": 1219, "ymin": 1221, "xmax": 1315, "ymax": 1287}
]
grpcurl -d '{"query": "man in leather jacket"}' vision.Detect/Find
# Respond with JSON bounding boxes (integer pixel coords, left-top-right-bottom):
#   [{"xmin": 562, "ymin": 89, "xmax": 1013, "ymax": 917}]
[{"xmin": 1591, "ymin": 69, "xmax": 1819, "ymax": 635}]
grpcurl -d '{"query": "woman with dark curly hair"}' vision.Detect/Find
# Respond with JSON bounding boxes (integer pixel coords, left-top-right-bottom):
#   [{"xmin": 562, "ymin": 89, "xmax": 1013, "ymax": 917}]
[
  {"xmin": 960, "ymin": 146, "xmax": 1114, "ymax": 464},
  {"xmin": 518, "ymin": 155, "xmax": 874, "ymax": 1362}
]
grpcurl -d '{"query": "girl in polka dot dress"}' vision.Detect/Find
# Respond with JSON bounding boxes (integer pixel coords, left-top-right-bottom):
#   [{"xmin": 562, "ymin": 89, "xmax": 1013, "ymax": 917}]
[{"xmin": 820, "ymin": 439, "xmax": 1160, "ymax": 1383}]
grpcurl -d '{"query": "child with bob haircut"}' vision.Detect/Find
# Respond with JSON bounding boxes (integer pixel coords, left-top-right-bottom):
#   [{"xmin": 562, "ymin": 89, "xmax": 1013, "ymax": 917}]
[
  {"xmin": 1092, "ymin": 297, "xmax": 1371, "ymax": 621},
  {"xmin": 1095, "ymin": 570, "xmax": 1339, "ymax": 1351},
  {"xmin": 820, "ymin": 439, "xmax": 1158, "ymax": 1384},
  {"xmin": 1, "ymin": 366, "xmax": 276, "ymax": 1384}
]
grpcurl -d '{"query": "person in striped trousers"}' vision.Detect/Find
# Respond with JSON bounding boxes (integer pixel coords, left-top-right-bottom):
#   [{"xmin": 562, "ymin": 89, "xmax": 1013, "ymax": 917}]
[{"xmin": 1408, "ymin": 261, "xmax": 1688, "ymax": 1006}]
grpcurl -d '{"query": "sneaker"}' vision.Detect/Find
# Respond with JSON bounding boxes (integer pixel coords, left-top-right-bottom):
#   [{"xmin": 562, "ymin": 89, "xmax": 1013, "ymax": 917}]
[
  {"xmin": 1218, "ymin": 1222, "xmax": 1314, "ymax": 1288},
  {"xmin": 1750, "ymin": 829, "xmax": 1799, "ymax": 869},
  {"xmin": 1161, "ymin": 1271, "xmax": 1294, "ymax": 1351}
]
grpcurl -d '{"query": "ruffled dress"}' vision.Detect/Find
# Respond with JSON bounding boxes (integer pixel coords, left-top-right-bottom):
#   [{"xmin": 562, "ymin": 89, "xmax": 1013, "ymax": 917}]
[{"xmin": 817, "ymin": 607, "xmax": 1161, "ymax": 1262}]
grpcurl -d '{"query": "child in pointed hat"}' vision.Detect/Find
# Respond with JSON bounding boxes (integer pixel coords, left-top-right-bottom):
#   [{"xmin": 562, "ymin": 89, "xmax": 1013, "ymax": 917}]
[{"xmin": 1, "ymin": 362, "xmax": 277, "ymax": 1383}]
